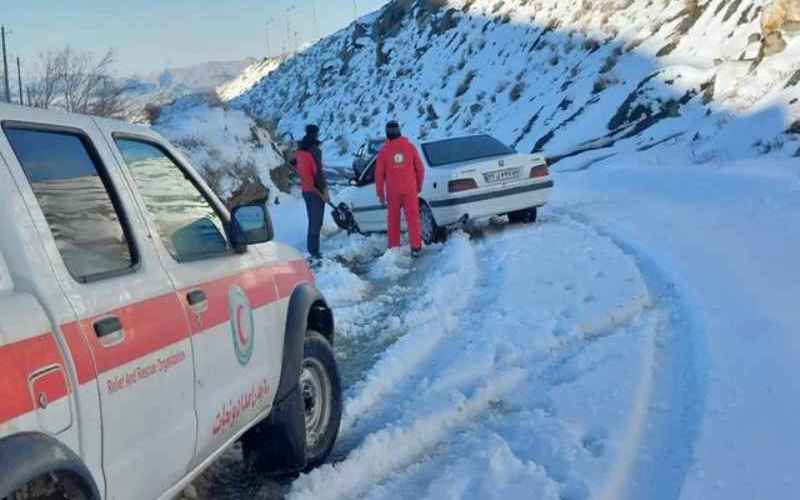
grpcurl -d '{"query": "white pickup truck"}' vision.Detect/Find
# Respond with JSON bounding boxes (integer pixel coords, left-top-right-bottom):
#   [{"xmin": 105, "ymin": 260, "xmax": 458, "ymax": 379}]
[{"xmin": 0, "ymin": 103, "xmax": 342, "ymax": 500}]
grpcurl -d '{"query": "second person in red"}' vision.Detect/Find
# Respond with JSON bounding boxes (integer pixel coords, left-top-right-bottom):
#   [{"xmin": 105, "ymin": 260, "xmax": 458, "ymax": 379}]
[{"xmin": 375, "ymin": 121, "xmax": 425, "ymax": 256}]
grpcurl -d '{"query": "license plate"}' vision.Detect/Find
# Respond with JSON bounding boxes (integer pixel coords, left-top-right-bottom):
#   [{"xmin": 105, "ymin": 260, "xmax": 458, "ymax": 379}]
[{"xmin": 483, "ymin": 168, "xmax": 520, "ymax": 184}]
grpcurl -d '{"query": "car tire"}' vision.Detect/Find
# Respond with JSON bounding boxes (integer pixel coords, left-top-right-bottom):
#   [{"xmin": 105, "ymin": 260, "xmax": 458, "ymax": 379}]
[
  {"xmin": 420, "ymin": 201, "xmax": 446, "ymax": 245},
  {"xmin": 301, "ymin": 331, "xmax": 342, "ymax": 470},
  {"xmin": 508, "ymin": 207, "xmax": 538, "ymax": 224}
]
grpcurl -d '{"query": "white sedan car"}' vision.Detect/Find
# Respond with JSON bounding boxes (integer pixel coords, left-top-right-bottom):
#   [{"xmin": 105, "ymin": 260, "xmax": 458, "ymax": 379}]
[{"xmin": 335, "ymin": 134, "xmax": 554, "ymax": 243}]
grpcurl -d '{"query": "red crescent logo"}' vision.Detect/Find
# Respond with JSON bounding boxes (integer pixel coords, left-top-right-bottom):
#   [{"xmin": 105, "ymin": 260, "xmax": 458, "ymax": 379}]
[{"xmin": 236, "ymin": 304, "xmax": 249, "ymax": 345}]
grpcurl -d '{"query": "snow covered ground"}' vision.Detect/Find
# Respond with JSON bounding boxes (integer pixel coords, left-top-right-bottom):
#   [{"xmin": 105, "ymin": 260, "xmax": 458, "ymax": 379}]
[{"xmin": 238, "ymin": 147, "xmax": 799, "ymax": 500}]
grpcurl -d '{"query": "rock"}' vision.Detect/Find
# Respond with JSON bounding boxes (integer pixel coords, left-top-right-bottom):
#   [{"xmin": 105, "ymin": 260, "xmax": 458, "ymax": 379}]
[
  {"xmin": 761, "ymin": 30, "xmax": 788, "ymax": 57},
  {"xmin": 180, "ymin": 485, "xmax": 199, "ymax": 500},
  {"xmin": 254, "ymin": 482, "xmax": 284, "ymax": 500},
  {"xmin": 762, "ymin": 0, "xmax": 800, "ymax": 34}
]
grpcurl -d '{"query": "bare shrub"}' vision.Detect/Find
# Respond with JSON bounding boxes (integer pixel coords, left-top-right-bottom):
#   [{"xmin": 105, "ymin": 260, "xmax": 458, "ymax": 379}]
[
  {"xmin": 509, "ymin": 81, "xmax": 526, "ymax": 101},
  {"xmin": 26, "ymin": 47, "xmax": 130, "ymax": 118},
  {"xmin": 456, "ymin": 70, "xmax": 477, "ymax": 97}
]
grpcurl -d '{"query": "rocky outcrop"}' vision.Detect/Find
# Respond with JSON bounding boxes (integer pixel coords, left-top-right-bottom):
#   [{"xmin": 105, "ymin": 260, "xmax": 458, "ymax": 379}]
[{"xmin": 760, "ymin": 0, "xmax": 800, "ymax": 56}]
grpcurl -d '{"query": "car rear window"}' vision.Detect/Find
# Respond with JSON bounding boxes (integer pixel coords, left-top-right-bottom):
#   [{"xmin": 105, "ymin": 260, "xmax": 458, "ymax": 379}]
[{"xmin": 422, "ymin": 135, "xmax": 514, "ymax": 167}]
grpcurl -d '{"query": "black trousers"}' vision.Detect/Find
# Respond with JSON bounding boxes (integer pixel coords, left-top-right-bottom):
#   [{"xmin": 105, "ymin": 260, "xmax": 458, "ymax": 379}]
[{"xmin": 303, "ymin": 192, "xmax": 325, "ymax": 257}]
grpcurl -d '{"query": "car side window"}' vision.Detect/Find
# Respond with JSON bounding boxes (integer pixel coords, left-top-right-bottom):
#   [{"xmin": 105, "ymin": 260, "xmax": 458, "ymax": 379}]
[
  {"xmin": 115, "ymin": 138, "xmax": 230, "ymax": 262},
  {"xmin": 360, "ymin": 159, "xmax": 376, "ymax": 186},
  {"xmin": 4, "ymin": 127, "xmax": 138, "ymax": 283}
]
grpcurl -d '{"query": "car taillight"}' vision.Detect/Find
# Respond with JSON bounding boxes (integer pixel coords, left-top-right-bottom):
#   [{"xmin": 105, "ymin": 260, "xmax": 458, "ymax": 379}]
[
  {"xmin": 530, "ymin": 164, "xmax": 549, "ymax": 178},
  {"xmin": 448, "ymin": 178, "xmax": 479, "ymax": 193}
]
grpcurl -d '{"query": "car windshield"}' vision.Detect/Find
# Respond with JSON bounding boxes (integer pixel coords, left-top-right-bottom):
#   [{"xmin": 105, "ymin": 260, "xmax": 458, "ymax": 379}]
[{"xmin": 422, "ymin": 135, "xmax": 514, "ymax": 167}]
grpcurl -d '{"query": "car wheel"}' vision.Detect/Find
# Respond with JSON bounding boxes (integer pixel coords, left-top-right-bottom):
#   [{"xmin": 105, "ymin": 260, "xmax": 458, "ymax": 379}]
[
  {"xmin": 301, "ymin": 331, "xmax": 342, "ymax": 470},
  {"xmin": 508, "ymin": 207, "xmax": 538, "ymax": 224},
  {"xmin": 420, "ymin": 201, "xmax": 445, "ymax": 245}
]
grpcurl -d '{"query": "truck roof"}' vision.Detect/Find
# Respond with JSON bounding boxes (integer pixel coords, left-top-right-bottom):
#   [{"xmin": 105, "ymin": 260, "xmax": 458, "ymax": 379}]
[
  {"xmin": 0, "ymin": 249, "xmax": 11, "ymax": 294},
  {"xmin": 0, "ymin": 102, "xmax": 152, "ymax": 136}
]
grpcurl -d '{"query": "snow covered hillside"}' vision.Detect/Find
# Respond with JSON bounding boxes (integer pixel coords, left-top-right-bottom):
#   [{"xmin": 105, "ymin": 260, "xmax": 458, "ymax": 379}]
[
  {"xmin": 231, "ymin": 0, "xmax": 800, "ymax": 164},
  {"xmin": 151, "ymin": 93, "xmax": 286, "ymax": 203},
  {"xmin": 218, "ymin": 57, "xmax": 286, "ymax": 101}
]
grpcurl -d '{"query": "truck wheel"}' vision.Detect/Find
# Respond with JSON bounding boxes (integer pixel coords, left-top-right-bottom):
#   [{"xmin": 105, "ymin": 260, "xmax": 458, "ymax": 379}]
[
  {"xmin": 301, "ymin": 331, "xmax": 342, "ymax": 469},
  {"xmin": 9, "ymin": 473, "xmax": 91, "ymax": 500},
  {"xmin": 420, "ymin": 201, "xmax": 445, "ymax": 245},
  {"xmin": 508, "ymin": 207, "xmax": 538, "ymax": 224}
]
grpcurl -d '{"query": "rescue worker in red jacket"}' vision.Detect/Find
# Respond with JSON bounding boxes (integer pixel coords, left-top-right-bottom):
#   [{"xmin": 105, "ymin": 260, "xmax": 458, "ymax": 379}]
[
  {"xmin": 295, "ymin": 124, "xmax": 329, "ymax": 261},
  {"xmin": 376, "ymin": 121, "xmax": 425, "ymax": 256}
]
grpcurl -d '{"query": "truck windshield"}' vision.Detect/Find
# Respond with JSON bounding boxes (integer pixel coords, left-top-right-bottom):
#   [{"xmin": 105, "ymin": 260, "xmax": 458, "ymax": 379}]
[{"xmin": 422, "ymin": 135, "xmax": 514, "ymax": 167}]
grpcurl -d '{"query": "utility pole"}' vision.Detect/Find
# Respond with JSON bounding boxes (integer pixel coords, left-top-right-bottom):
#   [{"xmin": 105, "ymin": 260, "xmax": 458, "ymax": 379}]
[
  {"xmin": 353, "ymin": 0, "xmax": 359, "ymax": 23},
  {"xmin": 16, "ymin": 57, "xmax": 22, "ymax": 106},
  {"xmin": 310, "ymin": 0, "xmax": 320, "ymax": 41},
  {"xmin": 1, "ymin": 26, "xmax": 10, "ymax": 103},
  {"xmin": 285, "ymin": 5, "xmax": 296, "ymax": 54},
  {"xmin": 266, "ymin": 17, "xmax": 274, "ymax": 58}
]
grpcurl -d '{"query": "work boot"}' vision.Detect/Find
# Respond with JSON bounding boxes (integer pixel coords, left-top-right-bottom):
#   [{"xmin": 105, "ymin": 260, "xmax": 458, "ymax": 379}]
[
  {"xmin": 411, "ymin": 248, "xmax": 422, "ymax": 259},
  {"xmin": 308, "ymin": 254, "xmax": 323, "ymax": 269}
]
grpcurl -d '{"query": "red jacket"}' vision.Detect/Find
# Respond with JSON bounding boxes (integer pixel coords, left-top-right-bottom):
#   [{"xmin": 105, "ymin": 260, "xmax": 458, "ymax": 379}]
[
  {"xmin": 296, "ymin": 150, "xmax": 319, "ymax": 193},
  {"xmin": 376, "ymin": 137, "xmax": 425, "ymax": 200}
]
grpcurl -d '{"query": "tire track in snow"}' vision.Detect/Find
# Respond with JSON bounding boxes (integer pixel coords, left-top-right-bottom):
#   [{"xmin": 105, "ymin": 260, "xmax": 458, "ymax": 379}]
[
  {"xmin": 559, "ymin": 210, "xmax": 709, "ymax": 500},
  {"xmin": 338, "ymin": 234, "xmax": 480, "ymax": 437},
  {"xmin": 290, "ymin": 369, "xmax": 528, "ymax": 500},
  {"xmin": 290, "ymin": 217, "xmax": 663, "ymax": 500}
]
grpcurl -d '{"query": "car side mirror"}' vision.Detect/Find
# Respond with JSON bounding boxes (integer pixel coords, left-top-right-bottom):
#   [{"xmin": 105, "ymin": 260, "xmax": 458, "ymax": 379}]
[{"xmin": 230, "ymin": 203, "xmax": 274, "ymax": 252}]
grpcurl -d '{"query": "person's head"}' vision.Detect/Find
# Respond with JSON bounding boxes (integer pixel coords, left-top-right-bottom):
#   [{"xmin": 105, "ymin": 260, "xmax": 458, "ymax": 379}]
[
  {"xmin": 299, "ymin": 124, "xmax": 320, "ymax": 151},
  {"xmin": 386, "ymin": 121, "xmax": 402, "ymax": 140},
  {"xmin": 305, "ymin": 124, "xmax": 320, "ymax": 141}
]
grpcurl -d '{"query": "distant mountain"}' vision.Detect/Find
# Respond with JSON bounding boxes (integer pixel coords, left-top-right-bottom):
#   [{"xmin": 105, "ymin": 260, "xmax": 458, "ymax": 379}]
[{"xmin": 128, "ymin": 59, "xmax": 257, "ymax": 97}]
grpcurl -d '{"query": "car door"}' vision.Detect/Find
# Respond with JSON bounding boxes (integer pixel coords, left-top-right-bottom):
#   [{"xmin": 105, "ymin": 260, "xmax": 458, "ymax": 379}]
[
  {"xmin": 103, "ymin": 127, "xmax": 283, "ymax": 466},
  {"xmin": 1, "ymin": 114, "xmax": 196, "ymax": 500},
  {"xmin": 348, "ymin": 159, "xmax": 388, "ymax": 232}
]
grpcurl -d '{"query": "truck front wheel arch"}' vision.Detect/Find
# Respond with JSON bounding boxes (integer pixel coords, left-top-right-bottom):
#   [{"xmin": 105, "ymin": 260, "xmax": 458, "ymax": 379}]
[
  {"xmin": 0, "ymin": 432, "xmax": 100, "ymax": 500},
  {"xmin": 242, "ymin": 283, "xmax": 334, "ymax": 476}
]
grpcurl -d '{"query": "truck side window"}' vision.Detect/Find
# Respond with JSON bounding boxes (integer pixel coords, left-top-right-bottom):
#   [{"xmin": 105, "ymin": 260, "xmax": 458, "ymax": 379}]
[
  {"xmin": 5, "ymin": 127, "xmax": 137, "ymax": 283},
  {"xmin": 115, "ymin": 138, "xmax": 230, "ymax": 262}
]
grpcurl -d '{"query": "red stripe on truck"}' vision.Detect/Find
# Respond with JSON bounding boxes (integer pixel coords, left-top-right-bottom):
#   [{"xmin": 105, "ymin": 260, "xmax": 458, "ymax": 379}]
[
  {"xmin": 78, "ymin": 293, "xmax": 192, "ymax": 376},
  {"xmin": 0, "ymin": 259, "xmax": 312, "ymax": 426},
  {"xmin": 0, "ymin": 333, "xmax": 68, "ymax": 424}
]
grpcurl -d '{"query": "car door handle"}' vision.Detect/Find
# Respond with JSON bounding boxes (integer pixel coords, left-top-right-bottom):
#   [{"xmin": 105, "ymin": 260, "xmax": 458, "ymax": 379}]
[
  {"xmin": 94, "ymin": 316, "xmax": 123, "ymax": 338},
  {"xmin": 187, "ymin": 289, "xmax": 208, "ymax": 313},
  {"xmin": 94, "ymin": 316, "xmax": 125, "ymax": 347}
]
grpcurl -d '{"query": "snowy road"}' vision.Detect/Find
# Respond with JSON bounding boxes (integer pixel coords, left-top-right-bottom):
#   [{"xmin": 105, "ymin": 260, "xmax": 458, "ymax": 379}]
[{"xmin": 194, "ymin": 157, "xmax": 799, "ymax": 499}]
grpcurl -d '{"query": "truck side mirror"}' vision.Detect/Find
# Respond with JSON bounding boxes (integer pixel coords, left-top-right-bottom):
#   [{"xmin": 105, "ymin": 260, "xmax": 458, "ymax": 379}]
[{"xmin": 230, "ymin": 203, "xmax": 274, "ymax": 252}]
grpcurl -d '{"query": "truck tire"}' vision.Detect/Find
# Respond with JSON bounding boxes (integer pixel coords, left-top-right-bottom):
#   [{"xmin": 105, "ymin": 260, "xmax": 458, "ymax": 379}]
[
  {"xmin": 7, "ymin": 472, "xmax": 91, "ymax": 500},
  {"xmin": 301, "ymin": 330, "xmax": 342, "ymax": 470},
  {"xmin": 508, "ymin": 206, "xmax": 538, "ymax": 224}
]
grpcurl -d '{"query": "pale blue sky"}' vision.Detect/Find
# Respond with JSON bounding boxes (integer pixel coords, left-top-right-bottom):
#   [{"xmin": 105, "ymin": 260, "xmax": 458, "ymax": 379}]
[{"xmin": 1, "ymin": 0, "xmax": 389, "ymax": 77}]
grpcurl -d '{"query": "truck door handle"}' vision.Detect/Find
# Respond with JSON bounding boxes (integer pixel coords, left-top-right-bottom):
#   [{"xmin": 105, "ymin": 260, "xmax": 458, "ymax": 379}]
[
  {"xmin": 94, "ymin": 316, "xmax": 124, "ymax": 340},
  {"xmin": 187, "ymin": 290, "xmax": 208, "ymax": 313}
]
